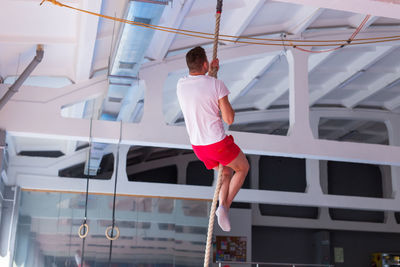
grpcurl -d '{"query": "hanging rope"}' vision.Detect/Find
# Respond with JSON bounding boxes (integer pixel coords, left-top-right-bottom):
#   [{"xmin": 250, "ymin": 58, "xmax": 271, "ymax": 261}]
[
  {"xmin": 293, "ymin": 14, "xmax": 372, "ymax": 53},
  {"xmin": 78, "ymin": 118, "xmax": 94, "ymax": 265},
  {"xmin": 208, "ymin": 0, "xmax": 222, "ymax": 78},
  {"xmin": 204, "ymin": 165, "xmax": 223, "ymax": 267},
  {"xmin": 106, "ymin": 121, "xmax": 122, "ymax": 266},
  {"xmin": 39, "ymin": 0, "xmax": 400, "ymax": 50},
  {"xmin": 203, "ymin": 2, "xmax": 223, "ymax": 266}
]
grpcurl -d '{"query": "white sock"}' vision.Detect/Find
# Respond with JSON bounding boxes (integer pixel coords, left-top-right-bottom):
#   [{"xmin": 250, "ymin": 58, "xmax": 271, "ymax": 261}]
[{"xmin": 216, "ymin": 205, "xmax": 231, "ymax": 232}]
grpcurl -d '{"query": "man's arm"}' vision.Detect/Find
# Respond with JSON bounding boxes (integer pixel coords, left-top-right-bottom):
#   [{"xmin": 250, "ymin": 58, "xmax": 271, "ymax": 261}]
[
  {"xmin": 208, "ymin": 58, "xmax": 219, "ymax": 77},
  {"xmin": 219, "ymin": 96, "xmax": 235, "ymax": 125},
  {"xmin": 209, "ymin": 58, "xmax": 234, "ymax": 124}
]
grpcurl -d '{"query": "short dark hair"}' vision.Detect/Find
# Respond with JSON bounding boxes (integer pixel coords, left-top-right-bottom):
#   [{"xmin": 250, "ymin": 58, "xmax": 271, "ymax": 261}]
[{"xmin": 186, "ymin": 46, "xmax": 207, "ymax": 73}]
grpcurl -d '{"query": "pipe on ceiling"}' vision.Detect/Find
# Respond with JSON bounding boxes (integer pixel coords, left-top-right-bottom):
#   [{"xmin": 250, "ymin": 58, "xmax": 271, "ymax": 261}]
[{"xmin": 0, "ymin": 45, "xmax": 44, "ymax": 111}]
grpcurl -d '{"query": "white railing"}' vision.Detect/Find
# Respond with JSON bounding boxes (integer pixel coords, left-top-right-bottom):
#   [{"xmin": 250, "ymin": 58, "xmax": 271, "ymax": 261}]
[{"xmin": 216, "ymin": 261, "xmax": 334, "ymax": 267}]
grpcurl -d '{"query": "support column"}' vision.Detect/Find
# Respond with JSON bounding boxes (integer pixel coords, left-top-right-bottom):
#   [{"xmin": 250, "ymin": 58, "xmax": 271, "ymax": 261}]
[
  {"xmin": 115, "ymin": 145, "xmax": 130, "ymax": 187},
  {"xmin": 249, "ymin": 155, "xmax": 260, "ymax": 190},
  {"xmin": 286, "ymin": 49, "xmax": 313, "ymax": 139},
  {"xmin": 0, "ymin": 129, "xmax": 5, "ymax": 176},
  {"xmin": 0, "ymin": 186, "xmax": 19, "ymax": 265},
  {"xmin": 319, "ymin": 160, "xmax": 332, "ymax": 220},
  {"xmin": 177, "ymin": 160, "xmax": 188, "ymax": 185},
  {"xmin": 305, "ymin": 159, "xmax": 323, "ymax": 195},
  {"xmin": 249, "ymin": 155, "xmax": 260, "ymax": 225},
  {"xmin": 386, "ymin": 117, "xmax": 400, "ymax": 199},
  {"xmin": 140, "ymin": 66, "xmax": 170, "ymax": 126}
]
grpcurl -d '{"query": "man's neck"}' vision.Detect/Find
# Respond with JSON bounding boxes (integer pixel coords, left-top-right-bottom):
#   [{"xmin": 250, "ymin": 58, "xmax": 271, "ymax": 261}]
[{"xmin": 189, "ymin": 72, "xmax": 206, "ymax": 76}]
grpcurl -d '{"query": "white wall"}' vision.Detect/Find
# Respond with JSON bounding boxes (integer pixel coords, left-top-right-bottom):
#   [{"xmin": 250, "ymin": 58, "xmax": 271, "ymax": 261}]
[{"xmin": 214, "ymin": 208, "xmax": 252, "ymax": 267}]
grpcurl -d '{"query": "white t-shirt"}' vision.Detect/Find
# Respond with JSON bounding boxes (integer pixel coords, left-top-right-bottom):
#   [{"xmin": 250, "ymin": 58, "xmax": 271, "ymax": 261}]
[{"xmin": 177, "ymin": 75, "xmax": 230, "ymax": 146}]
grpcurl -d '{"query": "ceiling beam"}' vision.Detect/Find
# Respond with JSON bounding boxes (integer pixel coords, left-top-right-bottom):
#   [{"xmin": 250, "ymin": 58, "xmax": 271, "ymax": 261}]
[
  {"xmin": 16, "ymin": 172, "xmax": 400, "ymax": 212},
  {"xmin": 145, "ymin": 0, "xmax": 195, "ymax": 61},
  {"xmin": 220, "ymin": 0, "xmax": 265, "ymax": 40},
  {"xmin": 0, "ymin": 36, "xmax": 75, "ymax": 44},
  {"xmin": 309, "ymin": 46, "xmax": 394, "ymax": 106},
  {"xmin": 229, "ymin": 54, "xmax": 278, "ymax": 102},
  {"xmin": 254, "ymin": 50, "xmax": 335, "ymax": 110},
  {"xmin": 4, "ymin": 103, "xmax": 400, "ymax": 167},
  {"xmin": 348, "ymin": 14, "xmax": 378, "ymax": 29},
  {"xmin": 287, "ymin": 6, "xmax": 324, "ymax": 35},
  {"xmin": 142, "ymin": 29, "xmax": 400, "ymax": 74},
  {"xmin": 343, "ymin": 65, "xmax": 400, "ymax": 108},
  {"xmin": 383, "ymin": 81, "xmax": 400, "ymax": 110},
  {"xmin": 321, "ymin": 120, "xmax": 369, "ymax": 140},
  {"xmin": 74, "ymin": 0, "xmax": 102, "ymax": 83},
  {"xmin": 274, "ymin": 0, "xmax": 400, "ymax": 20}
]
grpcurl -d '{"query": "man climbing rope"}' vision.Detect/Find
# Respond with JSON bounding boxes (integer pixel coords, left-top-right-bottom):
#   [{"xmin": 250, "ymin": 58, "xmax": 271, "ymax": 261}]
[{"xmin": 177, "ymin": 46, "xmax": 249, "ymax": 232}]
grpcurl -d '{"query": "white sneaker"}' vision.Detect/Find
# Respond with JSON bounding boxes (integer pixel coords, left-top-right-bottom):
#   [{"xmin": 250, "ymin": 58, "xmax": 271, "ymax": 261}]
[{"xmin": 216, "ymin": 206, "xmax": 231, "ymax": 232}]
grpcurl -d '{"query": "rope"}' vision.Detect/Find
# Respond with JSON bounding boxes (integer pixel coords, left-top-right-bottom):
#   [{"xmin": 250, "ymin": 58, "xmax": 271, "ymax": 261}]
[
  {"xmin": 203, "ymin": 2, "xmax": 223, "ymax": 266},
  {"xmin": 294, "ymin": 14, "xmax": 372, "ymax": 53},
  {"xmin": 209, "ymin": 0, "xmax": 222, "ymax": 78},
  {"xmin": 39, "ymin": 0, "xmax": 400, "ymax": 50},
  {"xmin": 204, "ymin": 164, "xmax": 224, "ymax": 267},
  {"xmin": 107, "ymin": 121, "xmax": 122, "ymax": 266},
  {"xmin": 79, "ymin": 118, "xmax": 94, "ymax": 265}
]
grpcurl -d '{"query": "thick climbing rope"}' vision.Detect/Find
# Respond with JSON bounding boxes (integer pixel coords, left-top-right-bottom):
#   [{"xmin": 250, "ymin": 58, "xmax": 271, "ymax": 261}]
[
  {"xmin": 203, "ymin": 2, "xmax": 223, "ymax": 267},
  {"xmin": 204, "ymin": 165, "xmax": 223, "ymax": 267},
  {"xmin": 39, "ymin": 0, "xmax": 400, "ymax": 50}
]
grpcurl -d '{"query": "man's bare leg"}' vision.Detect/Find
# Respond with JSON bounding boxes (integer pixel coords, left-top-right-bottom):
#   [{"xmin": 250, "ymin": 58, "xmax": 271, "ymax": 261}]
[
  {"xmin": 214, "ymin": 166, "xmax": 233, "ymax": 208},
  {"xmin": 214, "ymin": 151, "xmax": 249, "ymax": 232},
  {"xmin": 225, "ymin": 151, "xmax": 249, "ymax": 209}
]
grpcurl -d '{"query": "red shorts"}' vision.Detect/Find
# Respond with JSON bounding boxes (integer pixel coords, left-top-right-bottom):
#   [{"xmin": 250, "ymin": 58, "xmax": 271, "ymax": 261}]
[{"xmin": 192, "ymin": 135, "xmax": 241, "ymax": 170}]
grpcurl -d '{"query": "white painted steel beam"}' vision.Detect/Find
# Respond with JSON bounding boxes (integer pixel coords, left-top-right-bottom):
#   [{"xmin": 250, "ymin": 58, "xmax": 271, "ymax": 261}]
[
  {"xmin": 287, "ymin": 7, "xmax": 324, "ymax": 35},
  {"xmin": 287, "ymin": 49, "xmax": 313, "ymax": 137},
  {"xmin": 252, "ymin": 206, "xmax": 400, "ymax": 233},
  {"xmin": 233, "ymin": 109, "xmax": 289, "ymax": 125},
  {"xmin": 228, "ymin": 55, "xmax": 278, "ymax": 102},
  {"xmin": 383, "ymin": 76, "xmax": 400, "ymax": 110},
  {"xmin": 274, "ymin": 0, "xmax": 400, "ymax": 20},
  {"xmin": 254, "ymin": 50, "xmax": 334, "ymax": 110},
  {"xmin": 143, "ymin": 29, "xmax": 400, "ymax": 74},
  {"xmin": 322, "ymin": 120, "xmax": 369, "ymax": 140},
  {"xmin": 74, "ymin": 0, "xmax": 102, "ymax": 83},
  {"xmin": 310, "ymin": 46, "xmax": 394, "ymax": 106},
  {"xmin": 145, "ymin": 0, "xmax": 195, "ymax": 61},
  {"xmin": 348, "ymin": 14, "xmax": 378, "ymax": 30},
  {"xmin": 15, "ymin": 173, "xmax": 400, "ymax": 212},
  {"xmin": 344, "ymin": 76, "xmax": 400, "ymax": 108},
  {"xmin": 3, "ymin": 74, "xmax": 400, "ymax": 168},
  {"xmin": 342, "ymin": 51, "xmax": 398, "ymax": 108},
  {"xmin": 220, "ymin": 0, "xmax": 265, "ymax": 41}
]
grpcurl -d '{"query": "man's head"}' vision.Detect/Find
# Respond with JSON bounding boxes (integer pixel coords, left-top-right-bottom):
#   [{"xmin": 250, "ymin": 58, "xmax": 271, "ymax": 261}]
[{"xmin": 186, "ymin": 46, "xmax": 209, "ymax": 74}]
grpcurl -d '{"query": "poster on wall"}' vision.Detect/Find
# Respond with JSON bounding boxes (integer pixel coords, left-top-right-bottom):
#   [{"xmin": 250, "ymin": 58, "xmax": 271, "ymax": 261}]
[{"xmin": 213, "ymin": 236, "xmax": 247, "ymax": 262}]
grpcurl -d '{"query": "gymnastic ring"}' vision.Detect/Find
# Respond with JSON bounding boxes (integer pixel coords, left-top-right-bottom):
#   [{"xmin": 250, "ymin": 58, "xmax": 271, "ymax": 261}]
[
  {"xmin": 105, "ymin": 225, "xmax": 120, "ymax": 241},
  {"xmin": 78, "ymin": 223, "xmax": 89, "ymax": 239}
]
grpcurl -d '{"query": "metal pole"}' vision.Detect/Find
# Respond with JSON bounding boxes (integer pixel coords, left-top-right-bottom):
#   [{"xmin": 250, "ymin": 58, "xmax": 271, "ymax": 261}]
[{"xmin": 0, "ymin": 45, "xmax": 44, "ymax": 111}]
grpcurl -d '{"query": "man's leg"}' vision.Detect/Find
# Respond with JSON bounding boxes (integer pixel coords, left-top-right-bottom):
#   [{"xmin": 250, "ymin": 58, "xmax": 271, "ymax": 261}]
[
  {"xmin": 225, "ymin": 150, "xmax": 249, "ymax": 209},
  {"xmin": 214, "ymin": 166, "xmax": 233, "ymax": 208},
  {"xmin": 214, "ymin": 166, "xmax": 233, "ymax": 231}
]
